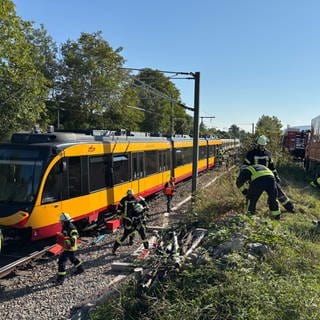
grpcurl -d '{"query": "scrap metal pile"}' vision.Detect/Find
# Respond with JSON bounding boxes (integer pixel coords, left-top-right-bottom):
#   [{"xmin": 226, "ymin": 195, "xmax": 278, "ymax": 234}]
[{"xmin": 135, "ymin": 225, "xmax": 208, "ymax": 296}]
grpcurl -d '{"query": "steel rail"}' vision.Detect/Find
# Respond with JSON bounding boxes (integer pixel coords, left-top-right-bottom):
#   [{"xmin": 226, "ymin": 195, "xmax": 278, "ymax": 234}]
[{"xmin": 0, "ymin": 244, "xmax": 56, "ymax": 279}]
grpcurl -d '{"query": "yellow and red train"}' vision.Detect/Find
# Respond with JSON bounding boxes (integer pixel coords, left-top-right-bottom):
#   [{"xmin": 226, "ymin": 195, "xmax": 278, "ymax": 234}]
[{"xmin": 0, "ymin": 129, "xmax": 239, "ymax": 248}]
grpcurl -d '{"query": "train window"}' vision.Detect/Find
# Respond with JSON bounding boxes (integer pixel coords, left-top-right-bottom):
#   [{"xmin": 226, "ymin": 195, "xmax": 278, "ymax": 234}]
[
  {"xmin": 183, "ymin": 147, "xmax": 193, "ymax": 164},
  {"xmin": 166, "ymin": 150, "xmax": 171, "ymax": 170},
  {"xmin": 68, "ymin": 157, "xmax": 82, "ymax": 198},
  {"xmin": 175, "ymin": 149, "xmax": 183, "ymax": 167},
  {"xmin": 145, "ymin": 151, "xmax": 158, "ymax": 175},
  {"xmin": 209, "ymin": 145, "xmax": 217, "ymax": 156},
  {"xmin": 132, "ymin": 152, "xmax": 144, "ymax": 179},
  {"xmin": 81, "ymin": 157, "xmax": 89, "ymax": 194},
  {"xmin": 199, "ymin": 146, "xmax": 207, "ymax": 160},
  {"xmin": 113, "ymin": 154, "xmax": 130, "ymax": 185},
  {"xmin": 42, "ymin": 161, "xmax": 64, "ymax": 204},
  {"xmin": 158, "ymin": 150, "xmax": 170, "ymax": 172},
  {"xmin": 139, "ymin": 153, "xmax": 145, "ymax": 177},
  {"xmin": 89, "ymin": 155, "xmax": 110, "ymax": 191},
  {"xmin": 159, "ymin": 152, "xmax": 164, "ymax": 171}
]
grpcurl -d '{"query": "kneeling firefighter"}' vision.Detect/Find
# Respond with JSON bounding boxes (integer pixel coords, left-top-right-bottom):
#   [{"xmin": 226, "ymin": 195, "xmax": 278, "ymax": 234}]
[{"xmin": 236, "ymin": 164, "xmax": 281, "ymax": 219}]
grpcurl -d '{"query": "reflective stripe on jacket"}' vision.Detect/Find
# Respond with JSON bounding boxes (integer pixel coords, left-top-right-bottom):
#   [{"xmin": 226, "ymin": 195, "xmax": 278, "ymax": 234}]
[
  {"xmin": 236, "ymin": 164, "xmax": 274, "ymax": 190},
  {"xmin": 62, "ymin": 225, "xmax": 79, "ymax": 251}
]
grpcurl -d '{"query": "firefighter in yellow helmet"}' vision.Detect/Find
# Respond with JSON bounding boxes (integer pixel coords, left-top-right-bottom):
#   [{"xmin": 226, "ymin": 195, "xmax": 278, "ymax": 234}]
[
  {"xmin": 112, "ymin": 189, "xmax": 149, "ymax": 255},
  {"xmin": 56, "ymin": 213, "xmax": 84, "ymax": 284},
  {"xmin": 243, "ymin": 135, "xmax": 295, "ymax": 213}
]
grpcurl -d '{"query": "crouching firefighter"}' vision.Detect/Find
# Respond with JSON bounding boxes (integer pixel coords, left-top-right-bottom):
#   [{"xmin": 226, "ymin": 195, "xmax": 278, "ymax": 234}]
[
  {"xmin": 244, "ymin": 135, "xmax": 295, "ymax": 213},
  {"xmin": 56, "ymin": 213, "xmax": 84, "ymax": 284},
  {"xmin": 236, "ymin": 164, "xmax": 281, "ymax": 219},
  {"xmin": 112, "ymin": 189, "xmax": 149, "ymax": 255}
]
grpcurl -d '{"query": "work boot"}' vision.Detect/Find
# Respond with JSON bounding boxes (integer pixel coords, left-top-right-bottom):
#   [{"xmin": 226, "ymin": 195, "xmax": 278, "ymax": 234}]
[
  {"xmin": 284, "ymin": 202, "xmax": 295, "ymax": 213},
  {"xmin": 74, "ymin": 265, "xmax": 84, "ymax": 275},
  {"xmin": 56, "ymin": 275, "xmax": 64, "ymax": 285},
  {"xmin": 271, "ymin": 213, "xmax": 281, "ymax": 220}
]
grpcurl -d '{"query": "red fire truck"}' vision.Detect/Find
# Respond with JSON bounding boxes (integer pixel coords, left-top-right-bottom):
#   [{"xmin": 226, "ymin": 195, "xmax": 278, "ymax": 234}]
[{"xmin": 282, "ymin": 126, "xmax": 310, "ymax": 159}]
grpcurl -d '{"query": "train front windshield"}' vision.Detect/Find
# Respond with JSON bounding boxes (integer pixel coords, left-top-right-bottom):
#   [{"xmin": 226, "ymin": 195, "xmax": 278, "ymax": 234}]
[{"xmin": 0, "ymin": 146, "xmax": 49, "ymax": 203}]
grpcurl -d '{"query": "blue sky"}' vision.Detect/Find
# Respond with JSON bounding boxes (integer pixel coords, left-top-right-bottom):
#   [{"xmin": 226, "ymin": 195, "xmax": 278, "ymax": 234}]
[{"xmin": 13, "ymin": 0, "xmax": 319, "ymax": 132}]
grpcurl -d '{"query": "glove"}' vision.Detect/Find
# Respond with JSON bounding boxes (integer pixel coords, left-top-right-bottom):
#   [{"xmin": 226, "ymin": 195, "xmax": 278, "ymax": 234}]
[{"xmin": 241, "ymin": 189, "xmax": 248, "ymax": 196}]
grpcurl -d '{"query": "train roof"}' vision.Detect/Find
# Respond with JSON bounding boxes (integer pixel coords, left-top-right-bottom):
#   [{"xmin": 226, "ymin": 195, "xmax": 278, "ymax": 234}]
[
  {"xmin": 8, "ymin": 128, "xmax": 226, "ymax": 152},
  {"xmin": 10, "ymin": 131, "xmax": 170, "ymax": 145}
]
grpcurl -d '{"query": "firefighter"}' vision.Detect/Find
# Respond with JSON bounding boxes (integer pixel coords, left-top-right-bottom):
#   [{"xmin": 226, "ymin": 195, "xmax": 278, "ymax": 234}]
[
  {"xmin": 164, "ymin": 177, "xmax": 175, "ymax": 213},
  {"xmin": 56, "ymin": 213, "xmax": 84, "ymax": 284},
  {"xmin": 112, "ymin": 189, "xmax": 149, "ymax": 255},
  {"xmin": 244, "ymin": 135, "xmax": 295, "ymax": 213},
  {"xmin": 236, "ymin": 164, "xmax": 281, "ymax": 219}
]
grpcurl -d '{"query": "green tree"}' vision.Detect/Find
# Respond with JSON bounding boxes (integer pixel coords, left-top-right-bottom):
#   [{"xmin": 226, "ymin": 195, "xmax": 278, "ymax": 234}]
[
  {"xmin": 228, "ymin": 124, "xmax": 240, "ymax": 138},
  {"xmin": 24, "ymin": 24, "xmax": 59, "ymax": 127},
  {"xmin": 57, "ymin": 32, "xmax": 139, "ymax": 130},
  {"xmin": 135, "ymin": 69, "xmax": 190, "ymax": 135},
  {"xmin": 0, "ymin": 0, "xmax": 48, "ymax": 139}
]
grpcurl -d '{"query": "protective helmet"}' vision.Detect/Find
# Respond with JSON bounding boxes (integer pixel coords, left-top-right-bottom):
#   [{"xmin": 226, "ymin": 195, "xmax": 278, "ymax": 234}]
[
  {"xmin": 256, "ymin": 135, "xmax": 268, "ymax": 146},
  {"xmin": 127, "ymin": 189, "xmax": 134, "ymax": 196},
  {"xmin": 134, "ymin": 203, "xmax": 144, "ymax": 213},
  {"xmin": 60, "ymin": 213, "xmax": 72, "ymax": 222}
]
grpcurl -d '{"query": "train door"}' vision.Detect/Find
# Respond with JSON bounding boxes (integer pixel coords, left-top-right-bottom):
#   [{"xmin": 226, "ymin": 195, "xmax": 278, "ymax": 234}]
[
  {"xmin": 32, "ymin": 156, "xmax": 68, "ymax": 239},
  {"xmin": 159, "ymin": 150, "xmax": 170, "ymax": 184},
  {"xmin": 132, "ymin": 152, "xmax": 144, "ymax": 194}
]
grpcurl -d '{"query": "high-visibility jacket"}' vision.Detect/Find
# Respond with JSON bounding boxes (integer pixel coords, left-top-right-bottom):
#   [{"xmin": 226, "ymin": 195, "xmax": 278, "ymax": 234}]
[
  {"xmin": 164, "ymin": 181, "xmax": 175, "ymax": 195},
  {"xmin": 236, "ymin": 164, "xmax": 274, "ymax": 192},
  {"xmin": 60, "ymin": 222, "xmax": 79, "ymax": 251}
]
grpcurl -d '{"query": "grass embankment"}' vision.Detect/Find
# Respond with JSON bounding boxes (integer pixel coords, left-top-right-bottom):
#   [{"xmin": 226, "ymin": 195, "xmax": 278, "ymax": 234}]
[{"xmin": 91, "ymin": 162, "xmax": 320, "ymax": 320}]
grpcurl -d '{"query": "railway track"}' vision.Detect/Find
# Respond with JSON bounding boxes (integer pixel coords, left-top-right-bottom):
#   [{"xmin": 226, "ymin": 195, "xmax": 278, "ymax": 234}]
[{"xmin": 0, "ymin": 244, "xmax": 56, "ymax": 279}]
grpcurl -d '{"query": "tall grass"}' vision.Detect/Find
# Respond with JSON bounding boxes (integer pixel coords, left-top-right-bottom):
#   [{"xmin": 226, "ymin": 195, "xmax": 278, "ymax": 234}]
[{"xmin": 91, "ymin": 163, "xmax": 320, "ymax": 320}]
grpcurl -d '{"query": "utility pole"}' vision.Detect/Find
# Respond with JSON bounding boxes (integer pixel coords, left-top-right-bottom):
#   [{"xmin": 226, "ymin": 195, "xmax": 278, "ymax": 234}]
[
  {"xmin": 191, "ymin": 72, "xmax": 200, "ymax": 195},
  {"xmin": 170, "ymin": 99, "xmax": 175, "ymax": 177}
]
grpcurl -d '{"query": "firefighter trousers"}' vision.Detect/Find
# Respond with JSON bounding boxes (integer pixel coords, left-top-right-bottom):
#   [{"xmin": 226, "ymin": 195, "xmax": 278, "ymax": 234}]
[
  {"xmin": 246, "ymin": 176, "xmax": 279, "ymax": 214},
  {"xmin": 113, "ymin": 222, "xmax": 149, "ymax": 253},
  {"xmin": 58, "ymin": 251, "xmax": 83, "ymax": 275},
  {"xmin": 166, "ymin": 194, "xmax": 173, "ymax": 212},
  {"xmin": 276, "ymin": 183, "xmax": 294, "ymax": 212}
]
